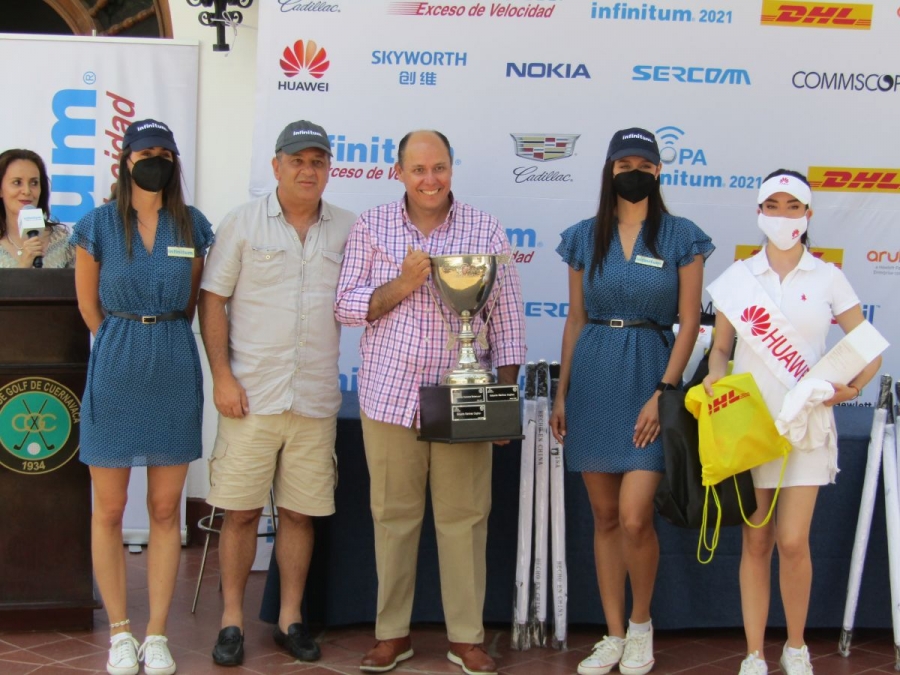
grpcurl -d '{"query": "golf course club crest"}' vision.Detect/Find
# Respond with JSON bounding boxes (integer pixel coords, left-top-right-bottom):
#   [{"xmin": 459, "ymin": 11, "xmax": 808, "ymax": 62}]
[{"xmin": 0, "ymin": 377, "xmax": 80, "ymax": 475}]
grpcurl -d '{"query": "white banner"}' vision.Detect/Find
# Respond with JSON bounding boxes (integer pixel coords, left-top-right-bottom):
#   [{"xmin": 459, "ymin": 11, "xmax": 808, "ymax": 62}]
[
  {"xmin": 250, "ymin": 0, "xmax": 899, "ymax": 405},
  {"xmin": 0, "ymin": 33, "xmax": 200, "ymax": 543},
  {"xmin": 0, "ymin": 34, "xmax": 199, "ymax": 223}
]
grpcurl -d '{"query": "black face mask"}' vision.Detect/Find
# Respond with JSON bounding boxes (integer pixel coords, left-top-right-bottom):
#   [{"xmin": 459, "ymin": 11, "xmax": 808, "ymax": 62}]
[
  {"xmin": 131, "ymin": 156, "xmax": 174, "ymax": 192},
  {"xmin": 613, "ymin": 169, "xmax": 657, "ymax": 203}
]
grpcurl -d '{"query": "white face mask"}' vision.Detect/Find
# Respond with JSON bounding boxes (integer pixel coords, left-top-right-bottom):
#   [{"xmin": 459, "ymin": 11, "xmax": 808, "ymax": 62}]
[{"xmin": 757, "ymin": 213, "xmax": 807, "ymax": 251}]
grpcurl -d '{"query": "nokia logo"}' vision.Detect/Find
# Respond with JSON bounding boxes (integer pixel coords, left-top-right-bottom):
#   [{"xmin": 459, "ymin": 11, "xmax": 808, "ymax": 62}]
[{"xmin": 506, "ymin": 63, "xmax": 591, "ymax": 79}]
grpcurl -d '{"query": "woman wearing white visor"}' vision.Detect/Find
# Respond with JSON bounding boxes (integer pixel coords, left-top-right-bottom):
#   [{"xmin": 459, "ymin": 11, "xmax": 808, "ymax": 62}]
[{"xmin": 703, "ymin": 170, "xmax": 881, "ymax": 675}]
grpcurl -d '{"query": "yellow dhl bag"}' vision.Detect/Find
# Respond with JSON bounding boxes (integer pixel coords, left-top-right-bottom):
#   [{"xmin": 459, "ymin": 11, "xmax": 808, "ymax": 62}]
[{"xmin": 684, "ymin": 373, "xmax": 792, "ymax": 562}]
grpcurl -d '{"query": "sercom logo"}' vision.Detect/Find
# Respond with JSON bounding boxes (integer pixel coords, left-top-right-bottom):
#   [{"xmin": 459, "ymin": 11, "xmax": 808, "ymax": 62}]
[
  {"xmin": 741, "ymin": 306, "xmax": 771, "ymax": 336},
  {"xmin": 760, "ymin": 1, "xmax": 873, "ymax": 29},
  {"xmin": 808, "ymin": 167, "xmax": 900, "ymax": 192},
  {"xmin": 280, "ymin": 40, "xmax": 330, "ymax": 79}
]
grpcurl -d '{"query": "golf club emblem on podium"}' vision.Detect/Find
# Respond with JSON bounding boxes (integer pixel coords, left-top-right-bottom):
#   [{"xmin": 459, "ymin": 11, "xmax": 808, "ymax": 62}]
[{"xmin": 418, "ymin": 254, "xmax": 522, "ymax": 443}]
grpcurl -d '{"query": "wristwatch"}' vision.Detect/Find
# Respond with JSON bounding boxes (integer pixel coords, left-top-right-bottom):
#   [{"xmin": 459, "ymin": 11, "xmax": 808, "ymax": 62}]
[{"xmin": 656, "ymin": 381, "xmax": 677, "ymax": 392}]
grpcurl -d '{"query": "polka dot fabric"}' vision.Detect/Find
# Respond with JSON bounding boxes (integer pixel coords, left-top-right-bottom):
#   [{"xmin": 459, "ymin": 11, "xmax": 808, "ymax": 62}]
[
  {"xmin": 72, "ymin": 202, "xmax": 214, "ymax": 468},
  {"xmin": 556, "ymin": 214, "xmax": 714, "ymax": 473}
]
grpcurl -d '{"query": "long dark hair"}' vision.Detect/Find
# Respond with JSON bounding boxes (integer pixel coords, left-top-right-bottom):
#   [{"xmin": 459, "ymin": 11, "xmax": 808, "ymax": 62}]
[
  {"xmin": 115, "ymin": 148, "xmax": 194, "ymax": 257},
  {"xmin": 761, "ymin": 168, "xmax": 811, "ymax": 246},
  {"xmin": 0, "ymin": 149, "xmax": 54, "ymax": 239},
  {"xmin": 589, "ymin": 159, "xmax": 669, "ymax": 280}
]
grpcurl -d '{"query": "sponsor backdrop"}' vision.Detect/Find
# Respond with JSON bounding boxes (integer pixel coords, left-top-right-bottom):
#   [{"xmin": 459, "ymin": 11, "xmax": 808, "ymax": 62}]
[
  {"xmin": 251, "ymin": 0, "xmax": 899, "ymax": 404},
  {"xmin": 0, "ymin": 33, "xmax": 200, "ymax": 542}
]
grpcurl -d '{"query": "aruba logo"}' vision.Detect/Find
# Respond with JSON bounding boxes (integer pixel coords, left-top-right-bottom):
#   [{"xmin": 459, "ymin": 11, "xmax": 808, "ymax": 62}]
[
  {"xmin": 760, "ymin": 1, "xmax": 873, "ymax": 30},
  {"xmin": 280, "ymin": 40, "xmax": 330, "ymax": 79},
  {"xmin": 741, "ymin": 306, "xmax": 771, "ymax": 336}
]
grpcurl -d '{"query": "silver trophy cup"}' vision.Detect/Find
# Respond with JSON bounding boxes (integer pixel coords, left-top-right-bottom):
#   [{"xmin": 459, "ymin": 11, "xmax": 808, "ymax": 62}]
[{"xmin": 430, "ymin": 254, "xmax": 500, "ymax": 386}]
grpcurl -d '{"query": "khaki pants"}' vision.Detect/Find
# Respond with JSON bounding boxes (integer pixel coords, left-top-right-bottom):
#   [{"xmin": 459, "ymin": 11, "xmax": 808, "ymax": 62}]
[{"xmin": 361, "ymin": 412, "xmax": 492, "ymax": 643}]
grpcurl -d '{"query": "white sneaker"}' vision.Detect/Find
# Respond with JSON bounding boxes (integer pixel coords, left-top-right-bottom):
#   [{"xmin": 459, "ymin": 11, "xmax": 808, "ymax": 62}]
[
  {"xmin": 619, "ymin": 626, "xmax": 654, "ymax": 675},
  {"xmin": 107, "ymin": 632, "xmax": 140, "ymax": 675},
  {"xmin": 139, "ymin": 635, "xmax": 176, "ymax": 675},
  {"xmin": 577, "ymin": 635, "xmax": 625, "ymax": 675},
  {"xmin": 779, "ymin": 644, "xmax": 813, "ymax": 675},
  {"xmin": 739, "ymin": 651, "xmax": 768, "ymax": 675}
]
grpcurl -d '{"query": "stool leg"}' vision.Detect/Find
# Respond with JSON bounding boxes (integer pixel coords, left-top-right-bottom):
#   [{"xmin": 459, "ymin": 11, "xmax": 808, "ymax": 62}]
[
  {"xmin": 268, "ymin": 487, "xmax": 278, "ymax": 535},
  {"xmin": 192, "ymin": 505, "xmax": 219, "ymax": 614}
]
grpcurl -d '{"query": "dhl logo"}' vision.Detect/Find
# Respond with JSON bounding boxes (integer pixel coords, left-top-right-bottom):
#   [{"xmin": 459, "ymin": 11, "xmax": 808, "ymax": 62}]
[
  {"xmin": 761, "ymin": 1, "xmax": 872, "ymax": 29},
  {"xmin": 808, "ymin": 167, "xmax": 900, "ymax": 192},
  {"xmin": 734, "ymin": 245, "xmax": 844, "ymax": 268},
  {"xmin": 708, "ymin": 389, "xmax": 750, "ymax": 415}
]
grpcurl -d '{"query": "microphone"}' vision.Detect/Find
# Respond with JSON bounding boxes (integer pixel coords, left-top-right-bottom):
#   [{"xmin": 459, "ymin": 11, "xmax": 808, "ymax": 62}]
[{"xmin": 18, "ymin": 205, "xmax": 45, "ymax": 268}]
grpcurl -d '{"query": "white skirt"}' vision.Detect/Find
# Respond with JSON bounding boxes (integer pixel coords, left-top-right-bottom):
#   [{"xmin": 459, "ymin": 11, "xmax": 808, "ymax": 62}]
[{"xmin": 751, "ymin": 442, "xmax": 835, "ymax": 488}]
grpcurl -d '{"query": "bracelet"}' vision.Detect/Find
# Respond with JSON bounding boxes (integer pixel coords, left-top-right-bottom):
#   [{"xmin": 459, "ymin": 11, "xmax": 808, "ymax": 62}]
[
  {"xmin": 849, "ymin": 384, "xmax": 860, "ymax": 400},
  {"xmin": 109, "ymin": 619, "xmax": 130, "ymax": 629}
]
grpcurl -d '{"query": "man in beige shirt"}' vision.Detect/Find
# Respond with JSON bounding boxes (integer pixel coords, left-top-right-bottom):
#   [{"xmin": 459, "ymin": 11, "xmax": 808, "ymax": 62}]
[{"xmin": 198, "ymin": 120, "xmax": 355, "ymax": 667}]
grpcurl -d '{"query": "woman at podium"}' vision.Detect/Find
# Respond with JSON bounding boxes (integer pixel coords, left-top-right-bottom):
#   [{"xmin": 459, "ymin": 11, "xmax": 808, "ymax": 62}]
[
  {"xmin": 72, "ymin": 119, "xmax": 213, "ymax": 675},
  {"xmin": 0, "ymin": 149, "xmax": 74, "ymax": 268}
]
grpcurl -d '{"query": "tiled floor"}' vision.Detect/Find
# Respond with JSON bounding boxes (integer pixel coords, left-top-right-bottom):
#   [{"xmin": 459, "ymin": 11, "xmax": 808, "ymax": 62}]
[{"xmin": 0, "ymin": 544, "xmax": 895, "ymax": 674}]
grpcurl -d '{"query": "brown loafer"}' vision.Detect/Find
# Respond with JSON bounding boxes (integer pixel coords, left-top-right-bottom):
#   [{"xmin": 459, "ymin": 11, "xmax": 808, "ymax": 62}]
[
  {"xmin": 360, "ymin": 636, "xmax": 413, "ymax": 673},
  {"xmin": 447, "ymin": 643, "xmax": 497, "ymax": 675}
]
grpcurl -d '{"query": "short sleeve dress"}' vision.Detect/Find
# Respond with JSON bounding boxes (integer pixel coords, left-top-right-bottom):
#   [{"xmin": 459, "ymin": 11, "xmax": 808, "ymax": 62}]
[
  {"xmin": 72, "ymin": 202, "xmax": 214, "ymax": 468},
  {"xmin": 556, "ymin": 214, "xmax": 714, "ymax": 473}
]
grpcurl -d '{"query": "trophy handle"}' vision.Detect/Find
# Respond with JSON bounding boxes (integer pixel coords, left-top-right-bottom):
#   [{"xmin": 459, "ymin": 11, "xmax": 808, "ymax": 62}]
[{"xmin": 476, "ymin": 252, "xmax": 514, "ymax": 348}]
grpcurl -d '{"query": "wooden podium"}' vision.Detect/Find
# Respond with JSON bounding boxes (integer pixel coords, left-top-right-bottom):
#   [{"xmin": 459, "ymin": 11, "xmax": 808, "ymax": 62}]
[{"xmin": 0, "ymin": 269, "xmax": 96, "ymax": 630}]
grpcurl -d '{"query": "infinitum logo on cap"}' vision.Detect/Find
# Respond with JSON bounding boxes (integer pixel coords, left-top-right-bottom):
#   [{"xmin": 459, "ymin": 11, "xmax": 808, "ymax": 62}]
[
  {"xmin": 808, "ymin": 166, "xmax": 900, "ymax": 192},
  {"xmin": 760, "ymin": 1, "xmax": 873, "ymax": 29},
  {"xmin": 278, "ymin": 40, "xmax": 331, "ymax": 92},
  {"xmin": 741, "ymin": 306, "xmax": 771, "ymax": 336}
]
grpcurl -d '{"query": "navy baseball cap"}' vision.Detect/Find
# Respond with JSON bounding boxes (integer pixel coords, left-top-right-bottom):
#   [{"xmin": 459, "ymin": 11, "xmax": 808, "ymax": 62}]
[
  {"xmin": 123, "ymin": 119, "xmax": 179, "ymax": 155},
  {"xmin": 606, "ymin": 127, "xmax": 660, "ymax": 165}
]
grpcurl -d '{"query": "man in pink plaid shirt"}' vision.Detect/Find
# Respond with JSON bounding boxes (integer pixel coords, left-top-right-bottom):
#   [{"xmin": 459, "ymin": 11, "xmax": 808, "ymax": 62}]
[{"xmin": 335, "ymin": 130, "xmax": 526, "ymax": 675}]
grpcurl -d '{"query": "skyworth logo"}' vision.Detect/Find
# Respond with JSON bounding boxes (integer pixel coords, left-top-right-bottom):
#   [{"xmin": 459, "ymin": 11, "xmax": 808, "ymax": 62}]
[
  {"xmin": 808, "ymin": 167, "xmax": 900, "ymax": 192},
  {"xmin": 279, "ymin": 40, "xmax": 330, "ymax": 91},
  {"xmin": 633, "ymin": 65, "xmax": 750, "ymax": 85},
  {"xmin": 761, "ymin": 1, "xmax": 872, "ymax": 29},
  {"xmin": 511, "ymin": 134, "xmax": 579, "ymax": 162}
]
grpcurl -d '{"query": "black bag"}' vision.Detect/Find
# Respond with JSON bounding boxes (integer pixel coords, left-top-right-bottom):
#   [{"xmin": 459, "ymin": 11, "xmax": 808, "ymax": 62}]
[{"xmin": 654, "ymin": 388, "xmax": 757, "ymax": 529}]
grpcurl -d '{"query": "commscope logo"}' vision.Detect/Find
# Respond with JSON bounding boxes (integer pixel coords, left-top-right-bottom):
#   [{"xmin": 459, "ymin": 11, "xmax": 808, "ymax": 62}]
[
  {"xmin": 808, "ymin": 167, "xmax": 900, "ymax": 192},
  {"xmin": 632, "ymin": 65, "xmax": 750, "ymax": 85},
  {"xmin": 760, "ymin": 0, "xmax": 873, "ymax": 29},
  {"xmin": 792, "ymin": 71, "xmax": 899, "ymax": 92}
]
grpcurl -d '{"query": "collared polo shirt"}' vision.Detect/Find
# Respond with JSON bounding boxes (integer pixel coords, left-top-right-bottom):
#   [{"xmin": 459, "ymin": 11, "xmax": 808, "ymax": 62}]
[{"xmin": 201, "ymin": 193, "xmax": 356, "ymax": 417}]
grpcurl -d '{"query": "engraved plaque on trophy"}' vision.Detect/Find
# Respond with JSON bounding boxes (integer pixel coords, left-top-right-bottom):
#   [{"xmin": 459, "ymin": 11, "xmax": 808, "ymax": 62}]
[{"xmin": 418, "ymin": 254, "xmax": 522, "ymax": 443}]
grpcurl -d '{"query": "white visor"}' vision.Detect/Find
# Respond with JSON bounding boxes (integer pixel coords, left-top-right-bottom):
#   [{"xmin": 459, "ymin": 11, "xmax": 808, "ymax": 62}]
[{"xmin": 757, "ymin": 174, "xmax": 812, "ymax": 207}]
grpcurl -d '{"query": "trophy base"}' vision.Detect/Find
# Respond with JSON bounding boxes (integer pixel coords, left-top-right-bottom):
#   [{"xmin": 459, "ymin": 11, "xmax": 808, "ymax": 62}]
[{"xmin": 418, "ymin": 384, "xmax": 523, "ymax": 444}]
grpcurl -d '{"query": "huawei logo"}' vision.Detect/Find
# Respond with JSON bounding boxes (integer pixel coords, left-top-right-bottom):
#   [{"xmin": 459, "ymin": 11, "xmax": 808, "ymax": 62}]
[
  {"xmin": 740, "ymin": 305, "xmax": 771, "ymax": 336},
  {"xmin": 791, "ymin": 229, "xmax": 800, "ymax": 239},
  {"xmin": 779, "ymin": 176, "xmax": 790, "ymax": 185},
  {"xmin": 280, "ymin": 40, "xmax": 330, "ymax": 79}
]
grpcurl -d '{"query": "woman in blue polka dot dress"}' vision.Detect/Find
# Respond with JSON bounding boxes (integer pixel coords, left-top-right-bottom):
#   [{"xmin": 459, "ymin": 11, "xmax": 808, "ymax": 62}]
[
  {"xmin": 550, "ymin": 128, "xmax": 714, "ymax": 675},
  {"xmin": 73, "ymin": 119, "xmax": 213, "ymax": 675}
]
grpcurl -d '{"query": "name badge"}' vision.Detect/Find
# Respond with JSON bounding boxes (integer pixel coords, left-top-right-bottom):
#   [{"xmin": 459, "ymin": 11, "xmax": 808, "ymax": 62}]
[
  {"xmin": 167, "ymin": 246, "xmax": 194, "ymax": 258},
  {"xmin": 635, "ymin": 255, "xmax": 664, "ymax": 268}
]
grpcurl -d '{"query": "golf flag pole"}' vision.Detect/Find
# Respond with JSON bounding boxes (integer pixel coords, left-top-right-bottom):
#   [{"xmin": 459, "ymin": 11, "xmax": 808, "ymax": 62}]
[
  {"xmin": 512, "ymin": 362, "xmax": 537, "ymax": 650},
  {"xmin": 549, "ymin": 361, "xmax": 568, "ymax": 649},
  {"xmin": 531, "ymin": 360, "xmax": 551, "ymax": 647}
]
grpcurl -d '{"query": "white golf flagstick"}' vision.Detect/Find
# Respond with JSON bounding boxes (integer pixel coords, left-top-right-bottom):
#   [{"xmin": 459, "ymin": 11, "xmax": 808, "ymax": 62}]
[
  {"xmin": 881, "ymin": 415, "xmax": 900, "ymax": 671},
  {"xmin": 549, "ymin": 361, "xmax": 568, "ymax": 649},
  {"xmin": 840, "ymin": 374, "xmax": 890, "ymax": 657},
  {"xmin": 512, "ymin": 363, "xmax": 537, "ymax": 650},
  {"xmin": 531, "ymin": 360, "xmax": 551, "ymax": 647}
]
